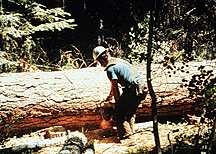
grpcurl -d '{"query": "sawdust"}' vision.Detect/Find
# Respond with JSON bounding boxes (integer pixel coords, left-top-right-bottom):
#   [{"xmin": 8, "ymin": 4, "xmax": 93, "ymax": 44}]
[{"xmin": 1, "ymin": 120, "xmax": 205, "ymax": 154}]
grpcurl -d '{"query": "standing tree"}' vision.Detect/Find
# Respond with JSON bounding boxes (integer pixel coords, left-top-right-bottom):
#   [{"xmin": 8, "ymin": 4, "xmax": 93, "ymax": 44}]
[
  {"xmin": 141, "ymin": 2, "xmax": 162, "ymax": 154},
  {"xmin": 147, "ymin": 12, "xmax": 162, "ymax": 154}
]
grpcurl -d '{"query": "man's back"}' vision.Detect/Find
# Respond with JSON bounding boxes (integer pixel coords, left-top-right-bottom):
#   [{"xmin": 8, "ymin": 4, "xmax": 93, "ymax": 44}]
[{"xmin": 106, "ymin": 62, "xmax": 133, "ymax": 87}]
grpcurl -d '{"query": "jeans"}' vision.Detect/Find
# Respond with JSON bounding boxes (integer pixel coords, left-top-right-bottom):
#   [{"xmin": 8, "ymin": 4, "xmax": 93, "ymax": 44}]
[{"xmin": 114, "ymin": 85, "xmax": 141, "ymax": 138}]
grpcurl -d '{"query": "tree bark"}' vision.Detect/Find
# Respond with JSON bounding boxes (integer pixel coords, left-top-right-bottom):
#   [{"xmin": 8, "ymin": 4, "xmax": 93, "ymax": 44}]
[
  {"xmin": 146, "ymin": 9, "xmax": 162, "ymax": 154},
  {"xmin": 0, "ymin": 62, "xmax": 214, "ymax": 136}
]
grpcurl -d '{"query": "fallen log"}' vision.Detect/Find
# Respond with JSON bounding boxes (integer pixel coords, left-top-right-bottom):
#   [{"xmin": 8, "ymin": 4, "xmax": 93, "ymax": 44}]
[
  {"xmin": 0, "ymin": 61, "xmax": 215, "ymax": 137},
  {"xmin": 0, "ymin": 126, "xmax": 94, "ymax": 154}
]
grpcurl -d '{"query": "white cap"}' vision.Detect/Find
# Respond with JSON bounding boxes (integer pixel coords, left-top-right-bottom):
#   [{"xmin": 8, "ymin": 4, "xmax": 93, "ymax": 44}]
[{"xmin": 92, "ymin": 46, "xmax": 107, "ymax": 60}]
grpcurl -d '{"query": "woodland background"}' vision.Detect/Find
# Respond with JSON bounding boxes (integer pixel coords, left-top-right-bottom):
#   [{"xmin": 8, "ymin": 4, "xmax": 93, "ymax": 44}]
[
  {"xmin": 0, "ymin": 0, "xmax": 216, "ymax": 154},
  {"xmin": 1, "ymin": 0, "xmax": 216, "ymax": 71}
]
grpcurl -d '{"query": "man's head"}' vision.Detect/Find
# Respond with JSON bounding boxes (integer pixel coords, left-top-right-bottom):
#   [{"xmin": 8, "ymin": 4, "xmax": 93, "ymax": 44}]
[{"xmin": 92, "ymin": 46, "xmax": 109, "ymax": 67}]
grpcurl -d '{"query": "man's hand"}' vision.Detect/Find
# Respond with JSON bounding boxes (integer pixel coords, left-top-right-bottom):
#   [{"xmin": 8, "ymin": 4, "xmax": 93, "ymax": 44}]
[{"xmin": 105, "ymin": 95, "xmax": 115, "ymax": 103}]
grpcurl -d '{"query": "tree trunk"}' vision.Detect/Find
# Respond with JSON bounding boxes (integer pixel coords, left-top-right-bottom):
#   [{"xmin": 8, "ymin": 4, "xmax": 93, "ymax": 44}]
[
  {"xmin": 0, "ymin": 62, "xmax": 214, "ymax": 137},
  {"xmin": 146, "ymin": 9, "xmax": 162, "ymax": 154}
]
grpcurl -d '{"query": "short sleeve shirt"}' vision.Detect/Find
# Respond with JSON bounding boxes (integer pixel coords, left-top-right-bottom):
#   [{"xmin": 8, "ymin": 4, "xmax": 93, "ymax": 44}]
[{"xmin": 105, "ymin": 63, "xmax": 133, "ymax": 87}]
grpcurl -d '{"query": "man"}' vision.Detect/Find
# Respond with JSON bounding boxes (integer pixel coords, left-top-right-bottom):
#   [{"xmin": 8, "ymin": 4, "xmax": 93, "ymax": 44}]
[{"xmin": 93, "ymin": 46, "xmax": 147, "ymax": 139}]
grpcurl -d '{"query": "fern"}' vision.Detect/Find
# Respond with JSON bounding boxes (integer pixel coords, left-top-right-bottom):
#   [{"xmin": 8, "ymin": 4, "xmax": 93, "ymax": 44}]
[
  {"xmin": 1, "ymin": 2, "xmax": 77, "ymax": 71},
  {"xmin": 0, "ymin": 13, "xmax": 22, "ymax": 27},
  {"xmin": 33, "ymin": 19, "xmax": 76, "ymax": 32},
  {"xmin": 29, "ymin": 3, "xmax": 72, "ymax": 24}
]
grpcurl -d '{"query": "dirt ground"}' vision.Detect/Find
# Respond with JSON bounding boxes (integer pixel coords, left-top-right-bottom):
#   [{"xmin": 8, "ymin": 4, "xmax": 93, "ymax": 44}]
[
  {"xmin": 86, "ymin": 120, "xmax": 202, "ymax": 154},
  {"xmin": 1, "ymin": 119, "xmax": 204, "ymax": 154}
]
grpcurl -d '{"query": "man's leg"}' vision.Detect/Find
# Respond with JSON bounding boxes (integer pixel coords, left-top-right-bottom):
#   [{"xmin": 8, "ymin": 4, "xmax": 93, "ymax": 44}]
[
  {"xmin": 129, "ymin": 114, "xmax": 136, "ymax": 134},
  {"xmin": 115, "ymin": 90, "xmax": 136, "ymax": 139},
  {"xmin": 115, "ymin": 105, "xmax": 133, "ymax": 139},
  {"xmin": 126, "ymin": 91, "xmax": 141, "ymax": 135},
  {"xmin": 122, "ymin": 120, "xmax": 133, "ymax": 138},
  {"xmin": 114, "ymin": 103, "xmax": 126, "ymax": 139}
]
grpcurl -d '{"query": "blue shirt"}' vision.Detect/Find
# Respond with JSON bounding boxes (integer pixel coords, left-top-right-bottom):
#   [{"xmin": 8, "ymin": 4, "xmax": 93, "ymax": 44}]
[{"xmin": 106, "ymin": 63, "xmax": 133, "ymax": 87}]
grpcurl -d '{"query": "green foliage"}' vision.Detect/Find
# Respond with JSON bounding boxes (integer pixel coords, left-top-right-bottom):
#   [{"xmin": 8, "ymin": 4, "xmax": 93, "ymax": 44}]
[
  {"xmin": 14, "ymin": 0, "xmax": 32, "ymax": 5},
  {"xmin": 58, "ymin": 45, "xmax": 87, "ymax": 69},
  {"xmin": 183, "ymin": 66, "xmax": 216, "ymax": 111},
  {"xmin": 33, "ymin": 19, "xmax": 76, "ymax": 32},
  {"xmin": 128, "ymin": 147, "xmax": 149, "ymax": 154},
  {"xmin": 156, "ymin": 0, "xmax": 216, "ymax": 61},
  {"xmin": 128, "ymin": 17, "xmax": 149, "ymax": 63},
  {"xmin": 0, "ymin": 13, "xmax": 22, "ymax": 28},
  {"xmin": 29, "ymin": 3, "xmax": 72, "ymax": 24},
  {"xmin": 179, "ymin": 65, "xmax": 216, "ymax": 153},
  {"xmin": 0, "ymin": 2, "xmax": 77, "ymax": 71},
  {"xmin": 127, "ymin": 15, "xmax": 185, "ymax": 64}
]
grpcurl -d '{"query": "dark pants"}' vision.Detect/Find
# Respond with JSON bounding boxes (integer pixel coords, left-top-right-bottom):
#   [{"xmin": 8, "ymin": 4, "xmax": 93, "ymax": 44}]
[{"xmin": 114, "ymin": 85, "xmax": 142, "ymax": 139}]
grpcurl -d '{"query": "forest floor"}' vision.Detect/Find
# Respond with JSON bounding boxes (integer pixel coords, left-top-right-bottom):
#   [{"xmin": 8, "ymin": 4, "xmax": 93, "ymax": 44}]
[
  {"xmin": 1, "ymin": 117, "xmax": 207, "ymax": 154},
  {"xmin": 36, "ymin": 119, "xmax": 205, "ymax": 154}
]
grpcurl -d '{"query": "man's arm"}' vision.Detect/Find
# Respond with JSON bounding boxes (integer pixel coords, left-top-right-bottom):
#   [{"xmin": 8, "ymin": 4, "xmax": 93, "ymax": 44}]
[{"xmin": 110, "ymin": 79, "xmax": 120, "ymax": 103}]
